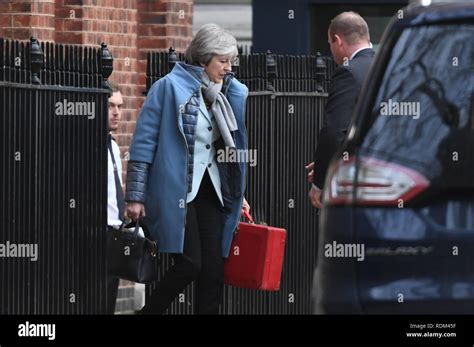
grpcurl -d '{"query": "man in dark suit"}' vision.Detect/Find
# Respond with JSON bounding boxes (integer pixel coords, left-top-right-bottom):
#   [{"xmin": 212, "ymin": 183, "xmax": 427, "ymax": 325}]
[{"xmin": 308, "ymin": 11, "xmax": 375, "ymax": 208}]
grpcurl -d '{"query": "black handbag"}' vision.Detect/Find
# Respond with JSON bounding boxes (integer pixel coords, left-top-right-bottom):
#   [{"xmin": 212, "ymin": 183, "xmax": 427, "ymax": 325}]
[{"xmin": 107, "ymin": 219, "xmax": 158, "ymax": 283}]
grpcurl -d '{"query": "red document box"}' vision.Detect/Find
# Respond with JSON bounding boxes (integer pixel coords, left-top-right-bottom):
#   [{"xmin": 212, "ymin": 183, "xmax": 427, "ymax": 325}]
[{"xmin": 224, "ymin": 212, "xmax": 286, "ymax": 291}]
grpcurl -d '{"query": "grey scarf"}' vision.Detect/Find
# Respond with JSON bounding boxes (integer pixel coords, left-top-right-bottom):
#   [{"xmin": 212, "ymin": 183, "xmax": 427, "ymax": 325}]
[{"xmin": 201, "ymin": 72, "xmax": 238, "ymax": 148}]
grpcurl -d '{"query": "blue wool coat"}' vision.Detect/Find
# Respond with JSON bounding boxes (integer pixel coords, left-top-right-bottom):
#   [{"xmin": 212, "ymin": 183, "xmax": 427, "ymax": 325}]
[{"xmin": 128, "ymin": 62, "xmax": 248, "ymax": 258}]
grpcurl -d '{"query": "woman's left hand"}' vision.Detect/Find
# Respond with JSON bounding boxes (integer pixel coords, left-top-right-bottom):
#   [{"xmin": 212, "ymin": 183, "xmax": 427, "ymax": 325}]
[{"xmin": 242, "ymin": 197, "xmax": 250, "ymax": 213}]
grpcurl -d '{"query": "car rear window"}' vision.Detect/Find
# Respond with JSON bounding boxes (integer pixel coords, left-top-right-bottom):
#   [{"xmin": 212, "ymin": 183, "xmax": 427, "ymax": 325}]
[{"xmin": 359, "ymin": 23, "xmax": 474, "ymax": 189}]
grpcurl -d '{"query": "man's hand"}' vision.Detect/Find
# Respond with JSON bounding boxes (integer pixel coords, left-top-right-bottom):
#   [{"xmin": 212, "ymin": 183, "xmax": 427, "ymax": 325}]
[
  {"xmin": 125, "ymin": 202, "xmax": 146, "ymax": 220},
  {"xmin": 305, "ymin": 161, "xmax": 314, "ymax": 183},
  {"xmin": 309, "ymin": 184, "xmax": 323, "ymax": 209}
]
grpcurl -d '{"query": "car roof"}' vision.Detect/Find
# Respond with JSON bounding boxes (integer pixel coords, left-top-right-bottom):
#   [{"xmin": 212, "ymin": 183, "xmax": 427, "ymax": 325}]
[
  {"xmin": 405, "ymin": 0, "xmax": 474, "ymax": 25},
  {"xmin": 409, "ymin": 0, "xmax": 474, "ymax": 6},
  {"xmin": 406, "ymin": 0, "xmax": 474, "ymax": 11},
  {"xmin": 347, "ymin": 0, "xmax": 473, "ymax": 146}
]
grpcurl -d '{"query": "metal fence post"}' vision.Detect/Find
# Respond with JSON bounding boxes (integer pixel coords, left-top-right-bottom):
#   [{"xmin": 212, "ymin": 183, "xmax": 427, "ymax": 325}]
[
  {"xmin": 99, "ymin": 42, "xmax": 113, "ymax": 93},
  {"xmin": 168, "ymin": 46, "xmax": 178, "ymax": 72},
  {"xmin": 315, "ymin": 52, "xmax": 327, "ymax": 93},
  {"xmin": 30, "ymin": 37, "xmax": 43, "ymax": 85},
  {"xmin": 266, "ymin": 50, "xmax": 277, "ymax": 92}
]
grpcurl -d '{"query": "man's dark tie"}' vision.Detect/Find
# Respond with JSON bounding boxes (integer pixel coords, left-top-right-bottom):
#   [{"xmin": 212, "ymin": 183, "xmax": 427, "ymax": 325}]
[{"xmin": 108, "ymin": 134, "xmax": 125, "ymax": 221}]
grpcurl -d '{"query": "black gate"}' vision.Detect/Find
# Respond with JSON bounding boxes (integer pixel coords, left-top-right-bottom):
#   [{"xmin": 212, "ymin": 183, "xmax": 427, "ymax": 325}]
[
  {"xmin": 146, "ymin": 49, "xmax": 335, "ymax": 314},
  {"xmin": 1, "ymin": 37, "xmax": 335, "ymax": 314},
  {"xmin": 0, "ymin": 38, "xmax": 111, "ymax": 314}
]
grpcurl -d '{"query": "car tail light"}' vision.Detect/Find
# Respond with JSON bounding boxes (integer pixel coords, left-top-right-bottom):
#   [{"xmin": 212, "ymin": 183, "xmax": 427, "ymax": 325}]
[{"xmin": 325, "ymin": 156, "xmax": 430, "ymax": 206}]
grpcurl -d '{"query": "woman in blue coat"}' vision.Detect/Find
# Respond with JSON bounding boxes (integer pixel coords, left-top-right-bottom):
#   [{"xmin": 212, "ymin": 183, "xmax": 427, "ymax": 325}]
[{"xmin": 125, "ymin": 23, "xmax": 249, "ymax": 314}]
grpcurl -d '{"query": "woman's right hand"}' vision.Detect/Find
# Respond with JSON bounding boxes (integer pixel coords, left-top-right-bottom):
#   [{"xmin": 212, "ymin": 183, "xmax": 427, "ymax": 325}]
[
  {"xmin": 305, "ymin": 161, "xmax": 315, "ymax": 183},
  {"xmin": 125, "ymin": 202, "xmax": 146, "ymax": 220}
]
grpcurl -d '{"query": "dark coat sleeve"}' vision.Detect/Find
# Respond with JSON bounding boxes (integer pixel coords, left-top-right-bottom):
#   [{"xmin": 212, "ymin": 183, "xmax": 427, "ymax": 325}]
[
  {"xmin": 313, "ymin": 66, "xmax": 358, "ymax": 189},
  {"xmin": 125, "ymin": 161, "xmax": 150, "ymax": 203}
]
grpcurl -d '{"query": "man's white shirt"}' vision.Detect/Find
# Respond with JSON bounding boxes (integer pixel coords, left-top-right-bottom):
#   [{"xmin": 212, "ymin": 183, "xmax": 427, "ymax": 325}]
[{"xmin": 107, "ymin": 135, "xmax": 123, "ymax": 226}]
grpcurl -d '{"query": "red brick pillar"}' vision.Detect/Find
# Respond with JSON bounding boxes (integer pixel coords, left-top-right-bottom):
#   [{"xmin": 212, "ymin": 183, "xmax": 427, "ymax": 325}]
[
  {"xmin": 54, "ymin": 0, "xmax": 84, "ymax": 44},
  {"xmin": 0, "ymin": 0, "xmax": 55, "ymax": 41},
  {"xmin": 1, "ymin": 0, "xmax": 194, "ymax": 179},
  {"xmin": 136, "ymin": 0, "xmax": 194, "ymax": 112}
]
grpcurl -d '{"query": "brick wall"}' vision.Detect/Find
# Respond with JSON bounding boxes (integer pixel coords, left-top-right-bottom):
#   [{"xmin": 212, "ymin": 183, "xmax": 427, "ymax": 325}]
[
  {"xmin": 0, "ymin": 0, "xmax": 194, "ymax": 314},
  {"xmin": 0, "ymin": 0, "xmax": 193, "ymax": 175},
  {"xmin": 0, "ymin": 0, "xmax": 55, "ymax": 41}
]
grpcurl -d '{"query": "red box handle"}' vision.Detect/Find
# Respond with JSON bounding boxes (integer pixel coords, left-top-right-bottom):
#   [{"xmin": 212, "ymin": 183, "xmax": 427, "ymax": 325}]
[{"xmin": 241, "ymin": 209, "xmax": 254, "ymax": 224}]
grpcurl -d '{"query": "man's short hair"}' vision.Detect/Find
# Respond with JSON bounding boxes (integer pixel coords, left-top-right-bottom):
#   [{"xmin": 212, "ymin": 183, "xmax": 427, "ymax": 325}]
[
  {"xmin": 329, "ymin": 11, "xmax": 370, "ymax": 45},
  {"xmin": 108, "ymin": 80, "xmax": 120, "ymax": 93}
]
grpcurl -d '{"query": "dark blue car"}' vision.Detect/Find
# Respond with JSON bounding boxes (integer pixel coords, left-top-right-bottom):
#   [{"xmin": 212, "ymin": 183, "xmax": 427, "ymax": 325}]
[{"xmin": 312, "ymin": 0, "xmax": 474, "ymax": 314}]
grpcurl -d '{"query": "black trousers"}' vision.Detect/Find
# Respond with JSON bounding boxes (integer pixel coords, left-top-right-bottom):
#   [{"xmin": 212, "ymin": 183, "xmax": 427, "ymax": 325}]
[
  {"xmin": 106, "ymin": 226, "xmax": 120, "ymax": 314},
  {"xmin": 106, "ymin": 275, "xmax": 119, "ymax": 314},
  {"xmin": 141, "ymin": 172, "xmax": 225, "ymax": 314}
]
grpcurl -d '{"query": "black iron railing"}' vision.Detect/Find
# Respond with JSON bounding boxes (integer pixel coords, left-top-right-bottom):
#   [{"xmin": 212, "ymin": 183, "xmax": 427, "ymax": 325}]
[
  {"xmin": 145, "ymin": 48, "xmax": 335, "ymax": 314},
  {"xmin": 1, "ymin": 37, "xmax": 337, "ymax": 314},
  {"xmin": 0, "ymin": 37, "xmax": 111, "ymax": 314},
  {"xmin": 146, "ymin": 48, "xmax": 336, "ymax": 93}
]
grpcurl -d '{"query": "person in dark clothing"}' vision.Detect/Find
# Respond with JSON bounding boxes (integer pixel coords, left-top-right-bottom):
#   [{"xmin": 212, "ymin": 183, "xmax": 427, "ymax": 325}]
[{"xmin": 307, "ymin": 11, "xmax": 375, "ymax": 208}]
